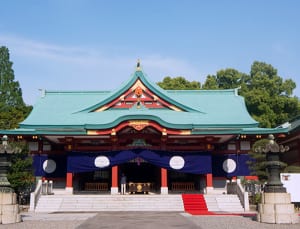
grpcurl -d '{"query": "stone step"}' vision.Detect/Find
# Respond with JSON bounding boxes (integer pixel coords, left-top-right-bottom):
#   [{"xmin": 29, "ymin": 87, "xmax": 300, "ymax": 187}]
[
  {"xmin": 204, "ymin": 194, "xmax": 244, "ymax": 212},
  {"xmin": 35, "ymin": 194, "xmax": 184, "ymax": 213},
  {"xmin": 35, "ymin": 194, "xmax": 245, "ymax": 213}
]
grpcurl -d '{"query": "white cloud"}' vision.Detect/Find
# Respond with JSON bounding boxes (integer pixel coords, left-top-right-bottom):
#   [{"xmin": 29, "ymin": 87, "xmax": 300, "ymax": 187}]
[
  {"xmin": 0, "ymin": 34, "xmax": 204, "ymax": 104},
  {"xmin": 0, "ymin": 34, "xmax": 200, "ymax": 77}
]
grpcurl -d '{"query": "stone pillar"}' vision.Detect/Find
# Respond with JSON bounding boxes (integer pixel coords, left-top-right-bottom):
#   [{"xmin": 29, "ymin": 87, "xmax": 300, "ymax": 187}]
[
  {"xmin": 161, "ymin": 168, "xmax": 168, "ymax": 194},
  {"xmin": 0, "ymin": 146, "xmax": 21, "ymax": 224},
  {"xmin": 111, "ymin": 166, "xmax": 118, "ymax": 194},
  {"xmin": 0, "ymin": 192, "xmax": 21, "ymax": 224},
  {"xmin": 256, "ymin": 134, "xmax": 299, "ymax": 224},
  {"xmin": 65, "ymin": 172, "xmax": 73, "ymax": 193},
  {"xmin": 206, "ymin": 173, "xmax": 213, "ymax": 194},
  {"xmin": 258, "ymin": 192, "xmax": 299, "ymax": 224}
]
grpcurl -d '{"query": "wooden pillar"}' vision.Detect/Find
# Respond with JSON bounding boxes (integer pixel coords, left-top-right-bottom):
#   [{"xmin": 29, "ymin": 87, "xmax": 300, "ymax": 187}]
[
  {"xmin": 161, "ymin": 168, "xmax": 168, "ymax": 194},
  {"xmin": 206, "ymin": 173, "xmax": 213, "ymax": 194},
  {"xmin": 111, "ymin": 165, "xmax": 118, "ymax": 194},
  {"xmin": 66, "ymin": 172, "xmax": 73, "ymax": 193}
]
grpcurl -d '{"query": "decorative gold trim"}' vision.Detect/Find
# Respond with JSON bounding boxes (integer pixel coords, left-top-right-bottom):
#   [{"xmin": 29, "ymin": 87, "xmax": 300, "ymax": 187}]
[
  {"xmin": 111, "ymin": 128, "xmax": 116, "ymax": 136},
  {"xmin": 180, "ymin": 130, "xmax": 191, "ymax": 135},
  {"xmin": 169, "ymin": 105, "xmax": 182, "ymax": 112},
  {"xmin": 132, "ymin": 79, "xmax": 147, "ymax": 91},
  {"xmin": 87, "ymin": 130, "xmax": 98, "ymax": 135},
  {"xmin": 94, "ymin": 106, "xmax": 108, "ymax": 112},
  {"xmin": 128, "ymin": 120, "xmax": 149, "ymax": 131},
  {"xmin": 162, "ymin": 128, "xmax": 167, "ymax": 136}
]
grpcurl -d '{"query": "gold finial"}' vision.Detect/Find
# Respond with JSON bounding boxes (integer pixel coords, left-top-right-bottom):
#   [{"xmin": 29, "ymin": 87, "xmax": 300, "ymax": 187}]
[{"xmin": 136, "ymin": 59, "xmax": 141, "ymax": 71}]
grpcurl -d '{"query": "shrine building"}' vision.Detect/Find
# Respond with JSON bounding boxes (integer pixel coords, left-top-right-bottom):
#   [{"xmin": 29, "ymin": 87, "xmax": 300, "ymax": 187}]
[{"xmin": 1, "ymin": 63, "xmax": 290, "ymax": 195}]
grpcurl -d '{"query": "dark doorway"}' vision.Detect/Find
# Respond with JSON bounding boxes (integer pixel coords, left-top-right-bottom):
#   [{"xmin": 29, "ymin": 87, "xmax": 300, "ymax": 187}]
[
  {"xmin": 73, "ymin": 169, "xmax": 111, "ymax": 193},
  {"xmin": 119, "ymin": 162, "xmax": 160, "ymax": 192},
  {"xmin": 168, "ymin": 170, "xmax": 204, "ymax": 193}
]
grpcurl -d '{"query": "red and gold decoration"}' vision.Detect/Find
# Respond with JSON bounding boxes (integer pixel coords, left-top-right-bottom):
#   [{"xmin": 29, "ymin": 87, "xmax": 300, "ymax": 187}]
[
  {"xmin": 135, "ymin": 86, "xmax": 143, "ymax": 97},
  {"xmin": 128, "ymin": 120, "xmax": 149, "ymax": 131}
]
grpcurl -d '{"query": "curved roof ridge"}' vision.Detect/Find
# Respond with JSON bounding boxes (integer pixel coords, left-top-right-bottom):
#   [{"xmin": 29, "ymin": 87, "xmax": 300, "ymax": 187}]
[
  {"xmin": 45, "ymin": 90, "xmax": 111, "ymax": 94},
  {"xmin": 77, "ymin": 68, "xmax": 204, "ymax": 113},
  {"xmin": 166, "ymin": 88, "xmax": 239, "ymax": 95}
]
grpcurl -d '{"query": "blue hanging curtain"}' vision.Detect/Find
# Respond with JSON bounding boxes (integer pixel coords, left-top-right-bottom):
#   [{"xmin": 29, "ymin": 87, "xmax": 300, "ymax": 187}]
[
  {"xmin": 33, "ymin": 154, "xmax": 67, "ymax": 177},
  {"xmin": 138, "ymin": 149, "xmax": 212, "ymax": 174},
  {"xmin": 66, "ymin": 149, "xmax": 212, "ymax": 174},
  {"xmin": 212, "ymin": 154, "xmax": 251, "ymax": 177},
  {"xmin": 67, "ymin": 150, "xmax": 136, "ymax": 173}
]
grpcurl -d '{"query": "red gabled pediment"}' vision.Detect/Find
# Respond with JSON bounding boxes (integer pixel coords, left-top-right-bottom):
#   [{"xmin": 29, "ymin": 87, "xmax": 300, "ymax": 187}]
[{"xmin": 94, "ymin": 79, "xmax": 183, "ymax": 112}]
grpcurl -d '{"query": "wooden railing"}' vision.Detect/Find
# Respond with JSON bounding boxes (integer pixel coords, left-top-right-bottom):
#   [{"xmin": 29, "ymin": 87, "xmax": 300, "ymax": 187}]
[
  {"xmin": 171, "ymin": 182, "xmax": 195, "ymax": 191},
  {"xmin": 84, "ymin": 182, "xmax": 109, "ymax": 191}
]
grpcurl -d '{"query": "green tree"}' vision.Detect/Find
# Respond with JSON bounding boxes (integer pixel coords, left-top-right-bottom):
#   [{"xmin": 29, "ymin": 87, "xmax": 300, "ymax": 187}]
[
  {"xmin": 0, "ymin": 46, "xmax": 32, "ymax": 129},
  {"xmin": 284, "ymin": 165, "xmax": 300, "ymax": 173},
  {"xmin": 202, "ymin": 61, "xmax": 300, "ymax": 127},
  {"xmin": 247, "ymin": 139, "xmax": 269, "ymax": 182},
  {"xmin": 241, "ymin": 61, "xmax": 300, "ymax": 127},
  {"xmin": 201, "ymin": 75, "xmax": 218, "ymax": 89},
  {"xmin": 0, "ymin": 47, "xmax": 34, "ymax": 202},
  {"xmin": 157, "ymin": 76, "xmax": 201, "ymax": 90},
  {"xmin": 7, "ymin": 141, "xmax": 34, "ymax": 195},
  {"xmin": 202, "ymin": 68, "xmax": 245, "ymax": 90}
]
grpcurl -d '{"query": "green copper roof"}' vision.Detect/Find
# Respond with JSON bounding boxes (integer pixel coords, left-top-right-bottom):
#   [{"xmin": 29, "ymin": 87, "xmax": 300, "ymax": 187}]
[
  {"xmin": 11, "ymin": 68, "xmax": 287, "ymax": 135},
  {"xmin": 79, "ymin": 70, "xmax": 200, "ymax": 113}
]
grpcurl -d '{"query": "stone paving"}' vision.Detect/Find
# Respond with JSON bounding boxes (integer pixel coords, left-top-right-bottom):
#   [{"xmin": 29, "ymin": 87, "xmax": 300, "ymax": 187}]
[{"xmin": 0, "ymin": 212, "xmax": 299, "ymax": 229}]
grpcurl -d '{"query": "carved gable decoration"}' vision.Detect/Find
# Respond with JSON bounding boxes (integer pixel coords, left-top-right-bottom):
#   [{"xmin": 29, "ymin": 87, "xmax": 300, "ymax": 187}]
[
  {"xmin": 94, "ymin": 79, "xmax": 182, "ymax": 112},
  {"xmin": 128, "ymin": 120, "xmax": 149, "ymax": 131}
]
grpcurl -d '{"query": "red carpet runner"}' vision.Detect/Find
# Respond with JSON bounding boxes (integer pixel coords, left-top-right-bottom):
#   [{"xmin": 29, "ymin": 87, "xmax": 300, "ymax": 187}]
[{"xmin": 182, "ymin": 194, "xmax": 213, "ymax": 215}]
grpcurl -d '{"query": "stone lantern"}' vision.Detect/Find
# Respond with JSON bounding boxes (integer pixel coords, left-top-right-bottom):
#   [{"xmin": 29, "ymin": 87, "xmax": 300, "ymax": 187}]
[
  {"xmin": 256, "ymin": 134, "xmax": 299, "ymax": 224},
  {"xmin": 0, "ymin": 135, "xmax": 21, "ymax": 224}
]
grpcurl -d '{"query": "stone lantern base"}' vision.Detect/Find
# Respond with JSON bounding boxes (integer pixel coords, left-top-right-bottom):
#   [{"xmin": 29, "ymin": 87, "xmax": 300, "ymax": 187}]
[
  {"xmin": 257, "ymin": 192, "xmax": 299, "ymax": 224},
  {"xmin": 0, "ymin": 192, "xmax": 21, "ymax": 224}
]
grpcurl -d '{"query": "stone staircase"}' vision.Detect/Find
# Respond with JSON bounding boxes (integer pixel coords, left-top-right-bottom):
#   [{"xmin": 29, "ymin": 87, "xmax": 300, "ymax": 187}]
[
  {"xmin": 34, "ymin": 194, "xmax": 244, "ymax": 213},
  {"xmin": 204, "ymin": 194, "xmax": 244, "ymax": 212},
  {"xmin": 34, "ymin": 194, "xmax": 185, "ymax": 213}
]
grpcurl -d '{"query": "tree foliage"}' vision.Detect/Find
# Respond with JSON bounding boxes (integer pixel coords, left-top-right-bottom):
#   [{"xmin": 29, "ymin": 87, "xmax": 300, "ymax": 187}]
[
  {"xmin": 0, "ymin": 46, "xmax": 32, "ymax": 129},
  {"xmin": 157, "ymin": 76, "xmax": 201, "ymax": 90},
  {"xmin": 201, "ymin": 61, "xmax": 300, "ymax": 127},
  {"xmin": 7, "ymin": 141, "xmax": 34, "ymax": 194},
  {"xmin": 247, "ymin": 139, "xmax": 269, "ymax": 182},
  {"xmin": 284, "ymin": 165, "xmax": 300, "ymax": 173},
  {"xmin": 158, "ymin": 62, "xmax": 300, "ymax": 127},
  {"xmin": 201, "ymin": 75, "xmax": 218, "ymax": 90},
  {"xmin": 0, "ymin": 46, "xmax": 34, "ymax": 197},
  {"xmin": 241, "ymin": 61, "xmax": 300, "ymax": 127},
  {"xmin": 202, "ymin": 68, "xmax": 246, "ymax": 89}
]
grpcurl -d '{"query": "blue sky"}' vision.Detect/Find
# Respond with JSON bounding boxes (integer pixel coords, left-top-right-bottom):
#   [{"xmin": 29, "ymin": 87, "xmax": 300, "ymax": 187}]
[{"xmin": 0, "ymin": 0, "xmax": 299, "ymax": 105}]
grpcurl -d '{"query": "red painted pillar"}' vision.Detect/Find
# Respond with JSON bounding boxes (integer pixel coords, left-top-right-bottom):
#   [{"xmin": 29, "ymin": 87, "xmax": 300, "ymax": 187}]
[
  {"xmin": 66, "ymin": 172, "xmax": 73, "ymax": 187},
  {"xmin": 111, "ymin": 165, "xmax": 118, "ymax": 194},
  {"xmin": 161, "ymin": 168, "xmax": 167, "ymax": 186},
  {"xmin": 206, "ymin": 173, "xmax": 213, "ymax": 193},
  {"xmin": 66, "ymin": 172, "xmax": 73, "ymax": 193},
  {"xmin": 161, "ymin": 168, "xmax": 168, "ymax": 194}
]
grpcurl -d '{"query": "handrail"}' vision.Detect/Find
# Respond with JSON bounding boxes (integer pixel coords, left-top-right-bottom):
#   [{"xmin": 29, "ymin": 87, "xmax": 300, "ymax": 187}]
[
  {"xmin": 236, "ymin": 180, "xmax": 249, "ymax": 211},
  {"xmin": 226, "ymin": 180, "xmax": 249, "ymax": 211},
  {"xmin": 29, "ymin": 179, "xmax": 42, "ymax": 212}
]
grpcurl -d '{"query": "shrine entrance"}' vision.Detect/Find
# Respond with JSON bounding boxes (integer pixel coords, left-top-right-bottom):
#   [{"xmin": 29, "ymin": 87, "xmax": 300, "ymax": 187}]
[
  {"xmin": 168, "ymin": 170, "xmax": 205, "ymax": 193},
  {"xmin": 73, "ymin": 169, "xmax": 111, "ymax": 194},
  {"xmin": 66, "ymin": 149, "xmax": 212, "ymax": 194},
  {"xmin": 119, "ymin": 161, "xmax": 161, "ymax": 193}
]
